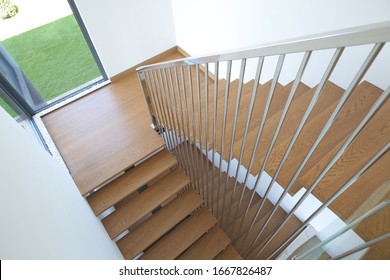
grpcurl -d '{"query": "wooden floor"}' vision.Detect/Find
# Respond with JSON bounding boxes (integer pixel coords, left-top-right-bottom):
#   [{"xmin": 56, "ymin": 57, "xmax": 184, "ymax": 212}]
[{"xmin": 42, "ymin": 49, "xmax": 185, "ymax": 195}]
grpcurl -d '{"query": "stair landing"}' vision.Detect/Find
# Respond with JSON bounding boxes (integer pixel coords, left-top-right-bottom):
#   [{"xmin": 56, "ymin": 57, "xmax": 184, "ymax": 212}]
[{"xmin": 41, "ymin": 49, "xmax": 185, "ymax": 195}]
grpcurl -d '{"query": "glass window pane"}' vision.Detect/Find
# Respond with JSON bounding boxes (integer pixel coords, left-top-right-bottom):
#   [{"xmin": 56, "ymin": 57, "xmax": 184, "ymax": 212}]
[{"xmin": 0, "ymin": 0, "xmax": 105, "ymax": 111}]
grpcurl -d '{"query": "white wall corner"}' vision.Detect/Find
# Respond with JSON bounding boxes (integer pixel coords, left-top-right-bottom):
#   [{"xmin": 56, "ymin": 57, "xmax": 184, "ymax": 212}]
[{"xmin": 0, "ymin": 108, "xmax": 123, "ymax": 259}]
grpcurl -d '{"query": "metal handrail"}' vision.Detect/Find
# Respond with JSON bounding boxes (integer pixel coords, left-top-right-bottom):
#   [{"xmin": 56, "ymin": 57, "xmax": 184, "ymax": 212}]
[{"xmin": 137, "ymin": 21, "xmax": 390, "ymax": 72}]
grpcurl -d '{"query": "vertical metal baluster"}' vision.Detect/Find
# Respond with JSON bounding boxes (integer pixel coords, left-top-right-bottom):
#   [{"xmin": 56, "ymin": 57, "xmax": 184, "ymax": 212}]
[
  {"xmin": 216, "ymin": 60, "xmax": 232, "ymax": 218},
  {"xmin": 243, "ymin": 48, "xmax": 344, "ymax": 254},
  {"xmin": 161, "ymin": 68, "xmax": 181, "ymax": 160},
  {"xmin": 269, "ymin": 146, "xmax": 390, "ymax": 260},
  {"xmin": 204, "ymin": 63, "xmax": 211, "ymax": 207},
  {"xmin": 144, "ymin": 71, "xmax": 163, "ymax": 133},
  {"xmin": 146, "ymin": 71, "xmax": 167, "ymax": 143},
  {"xmin": 153, "ymin": 70, "xmax": 175, "ymax": 150},
  {"xmin": 227, "ymin": 56, "xmax": 264, "ymax": 235},
  {"xmin": 233, "ymin": 54, "xmax": 285, "ymax": 245},
  {"xmin": 138, "ymin": 71, "xmax": 158, "ymax": 128},
  {"xmin": 146, "ymin": 70, "xmax": 174, "ymax": 149},
  {"xmin": 265, "ymin": 87, "xmax": 389, "ymax": 260},
  {"xmin": 241, "ymin": 51, "xmax": 311, "ymax": 255},
  {"xmin": 188, "ymin": 65, "xmax": 203, "ymax": 197},
  {"xmin": 220, "ymin": 58, "xmax": 247, "ymax": 227},
  {"xmin": 196, "ymin": 64, "xmax": 207, "ymax": 205},
  {"xmin": 211, "ymin": 62, "xmax": 219, "ymax": 215},
  {"xmin": 166, "ymin": 68, "xmax": 186, "ymax": 171},
  {"xmin": 250, "ymin": 43, "xmax": 385, "ymax": 259},
  {"xmin": 244, "ymin": 51, "xmax": 311, "ymax": 255},
  {"xmin": 180, "ymin": 66, "xmax": 199, "ymax": 193},
  {"xmin": 333, "ymin": 233, "xmax": 390, "ymax": 260},
  {"xmin": 297, "ymin": 199, "xmax": 390, "ymax": 259},
  {"xmin": 174, "ymin": 67, "xmax": 195, "ymax": 184}
]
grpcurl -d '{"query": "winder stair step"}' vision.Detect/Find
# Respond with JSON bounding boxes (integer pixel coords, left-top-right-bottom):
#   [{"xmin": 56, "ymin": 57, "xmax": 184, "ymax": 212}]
[
  {"xmin": 102, "ymin": 169, "xmax": 191, "ymax": 239},
  {"xmin": 140, "ymin": 207, "xmax": 217, "ymax": 260},
  {"xmin": 117, "ymin": 188, "xmax": 203, "ymax": 259},
  {"xmin": 87, "ymin": 149, "xmax": 177, "ymax": 216}
]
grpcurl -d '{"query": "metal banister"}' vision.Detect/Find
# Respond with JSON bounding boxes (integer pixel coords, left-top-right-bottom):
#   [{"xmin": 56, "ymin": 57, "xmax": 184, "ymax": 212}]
[
  {"xmin": 137, "ymin": 21, "xmax": 390, "ymax": 72},
  {"xmin": 136, "ymin": 20, "xmax": 390, "ymax": 260}
]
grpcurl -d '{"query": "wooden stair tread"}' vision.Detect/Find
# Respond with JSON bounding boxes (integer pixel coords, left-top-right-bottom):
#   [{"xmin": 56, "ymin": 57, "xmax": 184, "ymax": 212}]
[
  {"xmin": 228, "ymin": 197, "xmax": 274, "ymax": 241},
  {"xmin": 87, "ymin": 149, "xmax": 177, "ymax": 215},
  {"xmin": 221, "ymin": 185, "xmax": 261, "ymax": 228},
  {"xmin": 260, "ymin": 81, "xmax": 343, "ymax": 179},
  {"xmin": 217, "ymin": 80, "xmax": 257, "ymax": 158},
  {"xmin": 235, "ymin": 205, "xmax": 298, "ymax": 256},
  {"xmin": 238, "ymin": 81, "xmax": 340, "ymax": 176},
  {"xmin": 140, "ymin": 207, "xmax": 217, "ymax": 260},
  {"xmin": 233, "ymin": 81, "xmax": 309, "ymax": 155},
  {"xmin": 117, "ymin": 188, "xmax": 203, "ymax": 259},
  {"xmin": 245, "ymin": 209, "xmax": 303, "ymax": 259},
  {"xmin": 221, "ymin": 81, "xmax": 285, "ymax": 160},
  {"xmin": 177, "ymin": 226, "xmax": 231, "ymax": 260},
  {"xmin": 303, "ymin": 85, "xmax": 389, "ymax": 202},
  {"xmin": 214, "ymin": 244, "xmax": 243, "ymax": 260},
  {"xmin": 332, "ymin": 152, "xmax": 390, "ymax": 220},
  {"xmin": 102, "ymin": 169, "xmax": 190, "ymax": 239},
  {"xmin": 289, "ymin": 81, "xmax": 383, "ymax": 193}
]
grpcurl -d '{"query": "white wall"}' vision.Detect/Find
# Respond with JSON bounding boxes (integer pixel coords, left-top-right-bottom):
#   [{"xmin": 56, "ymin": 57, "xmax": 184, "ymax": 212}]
[
  {"xmin": 171, "ymin": 0, "xmax": 390, "ymax": 89},
  {"xmin": 73, "ymin": 0, "xmax": 176, "ymax": 78},
  {"xmin": 172, "ymin": 0, "xmax": 390, "ymax": 55},
  {"xmin": 0, "ymin": 108, "xmax": 123, "ymax": 259}
]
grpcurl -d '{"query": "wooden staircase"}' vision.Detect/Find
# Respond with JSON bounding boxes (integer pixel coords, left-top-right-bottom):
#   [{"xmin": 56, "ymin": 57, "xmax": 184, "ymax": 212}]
[
  {"xmin": 43, "ymin": 49, "xmax": 389, "ymax": 260},
  {"xmin": 86, "ymin": 148, "xmax": 242, "ymax": 260}
]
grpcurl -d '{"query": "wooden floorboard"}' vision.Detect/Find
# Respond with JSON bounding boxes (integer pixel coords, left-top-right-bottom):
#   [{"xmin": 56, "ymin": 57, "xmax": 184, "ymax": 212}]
[
  {"xmin": 117, "ymin": 188, "xmax": 203, "ymax": 260},
  {"xmin": 42, "ymin": 50, "xmax": 185, "ymax": 195},
  {"xmin": 140, "ymin": 208, "xmax": 217, "ymax": 260},
  {"xmin": 102, "ymin": 169, "xmax": 190, "ymax": 239},
  {"xmin": 177, "ymin": 226, "xmax": 230, "ymax": 260},
  {"xmin": 87, "ymin": 149, "xmax": 177, "ymax": 215}
]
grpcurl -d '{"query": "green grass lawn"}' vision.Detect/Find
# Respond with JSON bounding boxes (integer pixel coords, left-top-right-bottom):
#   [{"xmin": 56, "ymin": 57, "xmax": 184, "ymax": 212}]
[{"xmin": 0, "ymin": 14, "xmax": 101, "ymax": 117}]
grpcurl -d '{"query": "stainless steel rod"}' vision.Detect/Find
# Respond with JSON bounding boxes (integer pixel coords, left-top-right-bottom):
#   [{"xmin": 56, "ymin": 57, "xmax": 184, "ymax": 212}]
[
  {"xmin": 252, "ymin": 46, "xmax": 387, "ymax": 258},
  {"xmin": 204, "ymin": 63, "xmax": 211, "ymax": 207},
  {"xmin": 167, "ymin": 68, "xmax": 186, "ymax": 171},
  {"xmin": 234, "ymin": 54, "xmax": 285, "ymax": 245},
  {"xmin": 216, "ymin": 60, "xmax": 232, "ymax": 217},
  {"xmin": 180, "ymin": 66, "xmax": 199, "ymax": 192},
  {"xmin": 333, "ymin": 232, "xmax": 390, "ymax": 260},
  {"xmin": 153, "ymin": 69, "xmax": 175, "ymax": 151},
  {"xmin": 220, "ymin": 58, "xmax": 247, "ymax": 227},
  {"xmin": 227, "ymin": 56, "xmax": 264, "ymax": 234},
  {"xmin": 188, "ymin": 65, "xmax": 203, "ymax": 197},
  {"xmin": 144, "ymin": 71, "xmax": 162, "ymax": 130},
  {"xmin": 298, "ymin": 199, "xmax": 390, "ymax": 259},
  {"xmin": 173, "ymin": 67, "xmax": 194, "ymax": 184},
  {"xmin": 195, "ymin": 64, "xmax": 206, "ymax": 202},
  {"xmin": 138, "ymin": 71, "xmax": 157, "ymax": 128},
  {"xmin": 241, "ymin": 51, "xmax": 312, "ymax": 256},
  {"xmin": 211, "ymin": 62, "xmax": 219, "ymax": 215},
  {"xmin": 245, "ymin": 49, "xmax": 344, "ymax": 254},
  {"xmin": 162, "ymin": 68, "xmax": 181, "ymax": 161},
  {"xmin": 265, "ymin": 141, "xmax": 390, "ymax": 260},
  {"xmin": 146, "ymin": 71, "xmax": 166, "ymax": 140},
  {"xmin": 243, "ymin": 51, "xmax": 311, "ymax": 254},
  {"xmin": 136, "ymin": 22, "xmax": 390, "ymax": 72}
]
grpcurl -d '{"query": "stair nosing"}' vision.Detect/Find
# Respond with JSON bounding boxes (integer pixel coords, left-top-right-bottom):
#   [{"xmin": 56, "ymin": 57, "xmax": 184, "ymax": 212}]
[
  {"xmin": 117, "ymin": 188, "xmax": 204, "ymax": 259},
  {"xmin": 102, "ymin": 169, "xmax": 191, "ymax": 239},
  {"xmin": 87, "ymin": 149, "xmax": 177, "ymax": 215}
]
